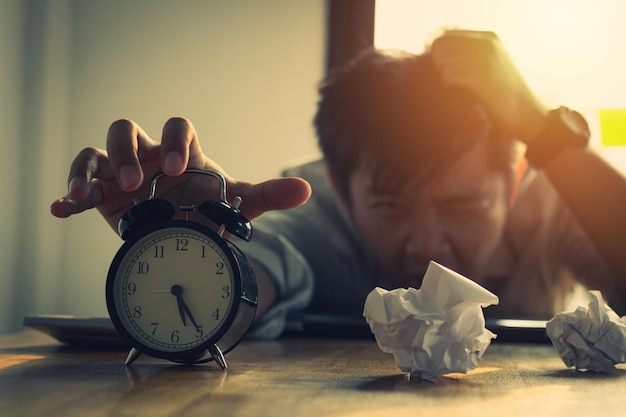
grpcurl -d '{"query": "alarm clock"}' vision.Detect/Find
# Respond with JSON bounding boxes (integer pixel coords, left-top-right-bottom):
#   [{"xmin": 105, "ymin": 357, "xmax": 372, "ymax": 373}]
[{"xmin": 105, "ymin": 169, "xmax": 257, "ymax": 369}]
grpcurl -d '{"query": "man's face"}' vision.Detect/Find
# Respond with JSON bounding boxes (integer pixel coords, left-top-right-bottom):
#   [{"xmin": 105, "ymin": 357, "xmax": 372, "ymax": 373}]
[{"xmin": 345, "ymin": 136, "xmax": 510, "ymax": 288}]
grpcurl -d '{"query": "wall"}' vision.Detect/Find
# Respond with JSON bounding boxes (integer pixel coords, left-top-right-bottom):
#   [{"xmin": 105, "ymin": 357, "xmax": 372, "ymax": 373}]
[
  {"xmin": 0, "ymin": 0, "xmax": 324, "ymax": 334},
  {"xmin": 0, "ymin": 0, "xmax": 23, "ymax": 334}
]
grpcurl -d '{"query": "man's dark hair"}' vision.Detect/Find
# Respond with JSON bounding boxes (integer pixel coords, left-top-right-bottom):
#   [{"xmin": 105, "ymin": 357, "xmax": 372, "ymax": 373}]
[{"xmin": 314, "ymin": 48, "xmax": 518, "ymax": 202}]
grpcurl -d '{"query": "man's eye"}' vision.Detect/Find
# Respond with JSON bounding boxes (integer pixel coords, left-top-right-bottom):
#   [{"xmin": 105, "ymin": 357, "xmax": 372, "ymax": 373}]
[
  {"xmin": 370, "ymin": 200, "xmax": 405, "ymax": 211},
  {"xmin": 441, "ymin": 196, "xmax": 488, "ymax": 213}
]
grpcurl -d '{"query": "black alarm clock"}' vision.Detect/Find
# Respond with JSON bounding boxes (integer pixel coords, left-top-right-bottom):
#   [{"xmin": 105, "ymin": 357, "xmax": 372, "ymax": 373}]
[{"xmin": 105, "ymin": 169, "xmax": 257, "ymax": 369}]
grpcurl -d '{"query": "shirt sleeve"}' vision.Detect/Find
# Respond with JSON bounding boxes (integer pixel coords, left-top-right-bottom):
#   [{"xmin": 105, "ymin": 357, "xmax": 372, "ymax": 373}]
[{"xmin": 235, "ymin": 219, "xmax": 314, "ymax": 339}]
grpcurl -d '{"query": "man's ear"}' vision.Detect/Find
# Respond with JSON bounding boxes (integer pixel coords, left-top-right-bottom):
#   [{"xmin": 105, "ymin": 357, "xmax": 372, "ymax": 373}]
[
  {"xmin": 509, "ymin": 156, "xmax": 528, "ymax": 207},
  {"xmin": 326, "ymin": 166, "xmax": 351, "ymax": 215}
]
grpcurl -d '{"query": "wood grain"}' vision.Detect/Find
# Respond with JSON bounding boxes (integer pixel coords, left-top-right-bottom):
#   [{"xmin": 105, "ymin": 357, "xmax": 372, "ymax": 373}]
[{"xmin": 1, "ymin": 331, "xmax": 625, "ymax": 417}]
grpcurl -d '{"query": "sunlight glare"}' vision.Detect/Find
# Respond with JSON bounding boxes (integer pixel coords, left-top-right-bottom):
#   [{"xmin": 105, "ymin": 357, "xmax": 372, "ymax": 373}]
[
  {"xmin": 374, "ymin": 0, "xmax": 626, "ymax": 168},
  {"xmin": 0, "ymin": 354, "xmax": 45, "ymax": 370}
]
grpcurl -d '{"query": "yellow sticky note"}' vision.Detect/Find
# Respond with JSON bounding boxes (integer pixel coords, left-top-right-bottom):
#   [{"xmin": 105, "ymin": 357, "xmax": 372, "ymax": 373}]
[{"xmin": 598, "ymin": 109, "xmax": 626, "ymax": 147}]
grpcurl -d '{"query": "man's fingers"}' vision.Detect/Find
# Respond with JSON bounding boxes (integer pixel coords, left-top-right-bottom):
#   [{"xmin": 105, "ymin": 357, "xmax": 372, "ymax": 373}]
[
  {"xmin": 261, "ymin": 177, "xmax": 312, "ymax": 210},
  {"xmin": 66, "ymin": 147, "xmax": 112, "ymax": 200},
  {"xmin": 50, "ymin": 180, "xmax": 104, "ymax": 218},
  {"xmin": 53, "ymin": 146, "xmax": 110, "ymax": 218},
  {"xmin": 106, "ymin": 118, "xmax": 158, "ymax": 191},
  {"xmin": 54, "ymin": 116, "xmax": 307, "ymax": 227},
  {"xmin": 160, "ymin": 117, "xmax": 206, "ymax": 175},
  {"xmin": 429, "ymin": 29, "xmax": 498, "ymax": 55},
  {"xmin": 234, "ymin": 177, "xmax": 311, "ymax": 220}
]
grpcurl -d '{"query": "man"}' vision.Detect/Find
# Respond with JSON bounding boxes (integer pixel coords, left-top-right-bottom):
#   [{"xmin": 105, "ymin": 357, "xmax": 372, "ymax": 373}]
[{"xmin": 51, "ymin": 30, "xmax": 626, "ymax": 338}]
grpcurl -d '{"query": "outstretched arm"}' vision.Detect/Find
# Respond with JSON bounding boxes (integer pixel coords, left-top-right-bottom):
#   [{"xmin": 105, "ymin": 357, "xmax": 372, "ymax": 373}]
[
  {"xmin": 429, "ymin": 30, "xmax": 626, "ymax": 296},
  {"xmin": 51, "ymin": 116, "xmax": 312, "ymax": 315}
]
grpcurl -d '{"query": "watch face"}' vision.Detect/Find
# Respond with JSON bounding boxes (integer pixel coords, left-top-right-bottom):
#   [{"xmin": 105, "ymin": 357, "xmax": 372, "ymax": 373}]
[{"xmin": 106, "ymin": 220, "xmax": 241, "ymax": 359}]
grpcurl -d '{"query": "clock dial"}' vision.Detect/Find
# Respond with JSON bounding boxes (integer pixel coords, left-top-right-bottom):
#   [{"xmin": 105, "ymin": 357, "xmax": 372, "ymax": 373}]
[{"xmin": 108, "ymin": 224, "xmax": 239, "ymax": 357}]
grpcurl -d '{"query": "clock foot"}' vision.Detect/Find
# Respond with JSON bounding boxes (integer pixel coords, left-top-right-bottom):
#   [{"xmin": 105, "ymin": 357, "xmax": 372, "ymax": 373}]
[
  {"xmin": 208, "ymin": 344, "xmax": 227, "ymax": 370},
  {"xmin": 125, "ymin": 348, "xmax": 141, "ymax": 366}
]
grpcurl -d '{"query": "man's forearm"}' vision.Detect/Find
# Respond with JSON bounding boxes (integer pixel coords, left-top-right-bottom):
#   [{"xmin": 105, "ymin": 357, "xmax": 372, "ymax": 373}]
[{"xmin": 543, "ymin": 146, "xmax": 626, "ymax": 296}]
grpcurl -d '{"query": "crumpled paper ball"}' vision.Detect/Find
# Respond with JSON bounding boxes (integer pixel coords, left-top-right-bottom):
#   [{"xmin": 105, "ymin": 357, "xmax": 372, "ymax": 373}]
[
  {"xmin": 363, "ymin": 261, "xmax": 499, "ymax": 380},
  {"xmin": 546, "ymin": 290, "xmax": 626, "ymax": 372}
]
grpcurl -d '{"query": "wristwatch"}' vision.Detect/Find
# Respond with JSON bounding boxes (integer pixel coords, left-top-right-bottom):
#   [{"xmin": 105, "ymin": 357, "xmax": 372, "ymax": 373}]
[{"xmin": 525, "ymin": 106, "xmax": 590, "ymax": 168}]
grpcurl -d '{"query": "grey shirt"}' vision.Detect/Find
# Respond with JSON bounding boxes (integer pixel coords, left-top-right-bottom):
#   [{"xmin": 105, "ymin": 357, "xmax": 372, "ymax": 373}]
[{"xmin": 239, "ymin": 158, "xmax": 623, "ymax": 338}]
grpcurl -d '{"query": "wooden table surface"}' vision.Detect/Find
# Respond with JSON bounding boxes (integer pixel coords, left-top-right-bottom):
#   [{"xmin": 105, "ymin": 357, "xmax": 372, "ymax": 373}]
[{"xmin": 1, "ymin": 330, "xmax": 625, "ymax": 417}]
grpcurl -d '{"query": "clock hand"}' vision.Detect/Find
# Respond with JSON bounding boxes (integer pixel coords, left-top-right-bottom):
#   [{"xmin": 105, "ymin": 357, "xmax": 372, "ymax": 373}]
[
  {"xmin": 171, "ymin": 285, "xmax": 187, "ymax": 326},
  {"xmin": 170, "ymin": 284, "xmax": 202, "ymax": 332},
  {"xmin": 180, "ymin": 297, "xmax": 202, "ymax": 333}
]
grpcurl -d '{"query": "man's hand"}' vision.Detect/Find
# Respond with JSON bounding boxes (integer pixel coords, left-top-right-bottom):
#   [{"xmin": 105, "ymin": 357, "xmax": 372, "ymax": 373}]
[
  {"xmin": 428, "ymin": 29, "xmax": 549, "ymax": 143},
  {"xmin": 50, "ymin": 117, "xmax": 312, "ymax": 233}
]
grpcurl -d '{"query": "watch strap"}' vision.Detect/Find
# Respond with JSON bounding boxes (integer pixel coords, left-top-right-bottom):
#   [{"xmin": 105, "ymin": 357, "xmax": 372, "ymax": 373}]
[{"xmin": 525, "ymin": 106, "xmax": 590, "ymax": 168}]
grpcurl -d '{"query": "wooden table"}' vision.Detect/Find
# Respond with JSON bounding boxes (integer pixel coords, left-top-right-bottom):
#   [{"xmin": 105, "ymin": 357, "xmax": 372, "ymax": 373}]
[{"xmin": 1, "ymin": 330, "xmax": 625, "ymax": 417}]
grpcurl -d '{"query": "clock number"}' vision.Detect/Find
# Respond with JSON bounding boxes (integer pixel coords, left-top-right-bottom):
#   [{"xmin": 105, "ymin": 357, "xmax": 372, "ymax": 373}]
[
  {"xmin": 221, "ymin": 285, "xmax": 230, "ymax": 299},
  {"xmin": 126, "ymin": 282, "xmax": 137, "ymax": 295},
  {"xmin": 150, "ymin": 322, "xmax": 159, "ymax": 335},
  {"xmin": 212, "ymin": 308, "xmax": 221, "ymax": 321},
  {"xmin": 133, "ymin": 306, "xmax": 142, "ymax": 318},
  {"xmin": 136, "ymin": 262, "xmax": 149, "ymax": 275},
  {"xmin": 154, "ymin": 245, "xmax": 164, "ymax": 258},
  {"xmin": 171, "ymin": 330, "xmax": 180, "ymax": 344},
  {"xmin": 215, "ymin": 261, "xmax": 224, "ymax": 275},
  {"xmin": 201, "ymin": 246, "xmax": 206, "ymax": 258},
  {"xmin": 176, "ymin": 238, "xmax": 189, "ymax": 251},
  {"xmin": 195, "ymin": 327, "xmax": 204, "ymax": 339}
]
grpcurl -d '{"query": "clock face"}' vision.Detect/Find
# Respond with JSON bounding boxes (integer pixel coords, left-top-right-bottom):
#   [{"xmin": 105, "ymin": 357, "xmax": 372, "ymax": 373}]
[{"xmin": 107, "ymin": 222, "xmax": 240, "ymax": 358}]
